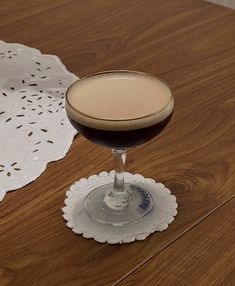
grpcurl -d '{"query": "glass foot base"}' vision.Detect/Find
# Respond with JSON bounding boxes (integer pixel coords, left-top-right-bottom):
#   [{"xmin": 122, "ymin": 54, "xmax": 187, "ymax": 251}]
[{"xmin": 84, "ymin": 183, "xmax": 153, "ymax": 226}]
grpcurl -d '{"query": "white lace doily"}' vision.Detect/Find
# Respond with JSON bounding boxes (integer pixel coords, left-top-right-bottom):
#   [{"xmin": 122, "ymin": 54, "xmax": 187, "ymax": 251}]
[
  {"xmin": 62, "ymin": 171, "xmax": 177, "ymax": 244},
  {"xmin": 0, "ymin": 40, "xmax": 78, "ymax": 201}
]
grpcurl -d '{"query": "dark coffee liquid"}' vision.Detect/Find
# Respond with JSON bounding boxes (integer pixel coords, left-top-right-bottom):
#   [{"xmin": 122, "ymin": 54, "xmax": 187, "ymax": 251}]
[{"xmin": 68, "ymin": 114, "xmax": 172, "ymax": 148}]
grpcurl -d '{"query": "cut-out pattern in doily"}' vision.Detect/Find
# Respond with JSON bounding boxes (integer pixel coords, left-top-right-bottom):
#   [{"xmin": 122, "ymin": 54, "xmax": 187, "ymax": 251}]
[
  {"xmin": 62, "ymin": 171, "xmax": 177, "ymax": 244},
  {"xmin": 0, "ymin": 41, "xmax": 78, "ymax": 201}
]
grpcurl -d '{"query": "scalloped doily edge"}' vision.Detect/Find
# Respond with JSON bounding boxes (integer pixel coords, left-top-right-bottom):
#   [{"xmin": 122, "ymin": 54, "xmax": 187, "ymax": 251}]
[{"xmin": 62, "ymin": 171, "xmax": 178, "ymax": 244}]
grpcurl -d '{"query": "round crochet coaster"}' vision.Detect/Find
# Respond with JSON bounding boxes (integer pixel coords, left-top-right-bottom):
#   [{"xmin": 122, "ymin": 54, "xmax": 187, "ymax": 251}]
[{"xmin": 62, "ymin": 171, "xmax": 177, "ymax": 244}]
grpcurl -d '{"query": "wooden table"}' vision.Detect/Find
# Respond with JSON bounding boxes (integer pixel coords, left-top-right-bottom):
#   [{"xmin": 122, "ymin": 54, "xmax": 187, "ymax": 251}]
[{"xmin": 0, "ymin": 0, "xmax": 235, "ymax": 285}]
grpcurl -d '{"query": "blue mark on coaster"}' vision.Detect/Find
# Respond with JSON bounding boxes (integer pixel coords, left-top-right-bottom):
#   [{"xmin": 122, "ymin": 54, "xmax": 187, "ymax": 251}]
[{"xmin": 129, "ymin": 184, "xmax": 151, "ymax": 211}]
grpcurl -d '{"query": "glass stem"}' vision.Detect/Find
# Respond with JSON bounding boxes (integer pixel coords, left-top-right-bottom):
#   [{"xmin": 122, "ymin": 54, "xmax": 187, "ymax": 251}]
[
  {"xmin": 113, "ymin": 148, "xmax": 127, "ymax": 191},
  {"xmin": 103, "ymin": 148, "xmax": 130, "ymax": 210}
]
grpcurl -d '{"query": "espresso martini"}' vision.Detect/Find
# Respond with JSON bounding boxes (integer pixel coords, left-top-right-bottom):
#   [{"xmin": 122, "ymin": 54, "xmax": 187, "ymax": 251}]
[{"xmin": 66, "ymin": 71, "xmax": 173, "ymax": 148}]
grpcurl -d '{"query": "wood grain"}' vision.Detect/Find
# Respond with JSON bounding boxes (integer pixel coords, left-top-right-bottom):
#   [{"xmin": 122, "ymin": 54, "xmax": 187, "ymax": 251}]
[
  {"xmin": 0, "ymin": 0, "xmax": 235, "ymax": 285},
  {"xmin": 118, "ymin": 198, "xmax": 235, "ymax": 286}
]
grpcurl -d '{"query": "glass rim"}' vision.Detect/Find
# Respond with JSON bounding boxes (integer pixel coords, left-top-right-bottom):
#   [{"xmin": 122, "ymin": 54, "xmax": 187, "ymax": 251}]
[{"xmin": 65, "ymin": 70, "xmax": 173, "ymax": 122}]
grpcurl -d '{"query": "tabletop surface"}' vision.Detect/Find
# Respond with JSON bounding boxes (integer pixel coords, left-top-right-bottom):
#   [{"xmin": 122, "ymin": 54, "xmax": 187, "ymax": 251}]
[{"xmin": 0, "ymin": 0, "xmax": 235, "ymax": 285}]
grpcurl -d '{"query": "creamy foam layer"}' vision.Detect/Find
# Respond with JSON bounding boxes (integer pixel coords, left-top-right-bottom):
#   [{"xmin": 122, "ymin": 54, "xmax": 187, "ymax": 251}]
[{"xmin": 66, "ymin": 71, "xmax": 173, "ymax": 131}]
